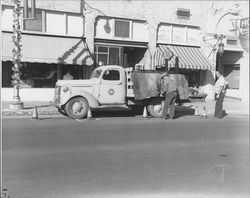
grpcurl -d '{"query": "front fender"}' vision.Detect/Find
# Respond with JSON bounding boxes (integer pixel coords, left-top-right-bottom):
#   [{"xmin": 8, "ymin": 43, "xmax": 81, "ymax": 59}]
[{"xmin": 61, "ymin": 89, "xmax": 100, "ymax": 108}]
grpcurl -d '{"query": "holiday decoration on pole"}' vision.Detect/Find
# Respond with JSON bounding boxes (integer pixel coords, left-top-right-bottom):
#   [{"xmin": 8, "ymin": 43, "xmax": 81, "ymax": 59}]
[
  {"xmin": 12, "ymin": 0, "xmax": 22, "ymax": 86},
  {"xmin": 9, "ymin": 0, "xmax": 24, "ymax": 110}
]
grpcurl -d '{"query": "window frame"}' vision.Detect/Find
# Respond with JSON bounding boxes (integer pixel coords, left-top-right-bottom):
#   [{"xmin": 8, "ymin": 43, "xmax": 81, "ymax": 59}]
[
  {"xmin": 157, "ymin": 23, "xmax": 200, "ymax": 46},
  {"xmin": 94, "ymin": 45, "xmax": 122, "ymax": 66},
  {"xmin": 22, "ymin": 8, "xmax": 44, "ymax": 32},
  {"xmin": 102, "ymin": 69, "xmax": 121, "ymax": 81},
  {"xmin": 113, "ymin": 19, "xmax": 132, "ymax": 39}
]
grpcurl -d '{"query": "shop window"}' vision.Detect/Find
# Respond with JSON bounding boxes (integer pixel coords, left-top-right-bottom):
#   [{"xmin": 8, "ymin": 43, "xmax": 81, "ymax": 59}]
[
  {"xmin": 2, "ymin": 6, "xmax": 13, "ymax": 31},
  {"xmin": 114, "ymin": 20, "xmax": 130, "ymax": 38},
  {"xmin": 158, "ymin": 24, "xmax": 172, "ymax": 43},
  {"xmin": 21, "ymin": 63, "xmax": 57, "ymax": 88},
  {"xmin": 2, "ymin": 61, "xmax": 12, "ymax": 87},
  {"xmin": 67, "ymin": 14, "xmax": 84, "ymax": 36},
  {"xmin": 23, "ymin": 9, "xmax": 43, "ymax": 32},
  {"xmin": 172, "ymin": 25, "xmax": 186, "ymax": 44},
  {"xmin": 132, "ymin": 21, "xmax": 149, "ymax": 42},
  {"xmin": 157, "ymin": 24, "xmax": 199, "ymax": 45},
  {"xmin": 103, "ymin": 70, "xmax": 120, "ymax": 81},
  {"xmin": 109, "ymin": 47, "xmax": 120, "ymax": 65},
  {"xmin": 95, "ymin": 45, "xmax": 122, "ymax": 66},
  {"xmin": 98, "ymin": 54, "xmax": 108, "ymax": 65},
  {"xmin": 46, "ymin": 11, "xmax": 66, "ymax": 34},
  {"xmin": 187, "ymin": 27, "xmax": 199, "ymax": 45}
]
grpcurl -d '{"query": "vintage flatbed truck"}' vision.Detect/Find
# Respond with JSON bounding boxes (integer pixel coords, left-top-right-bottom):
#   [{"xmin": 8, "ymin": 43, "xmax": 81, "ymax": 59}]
[{"xmin": 53, "ymin": 65, "xmax": 189, "ymax": 119}]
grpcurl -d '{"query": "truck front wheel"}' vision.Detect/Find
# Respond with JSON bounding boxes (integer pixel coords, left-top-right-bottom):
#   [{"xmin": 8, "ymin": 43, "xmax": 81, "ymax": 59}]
[
  {"xmin": 65, "ymin": 97, "xmax": 89, "ymax": 119},
  {"xmin": 147, "ymin": 98, "xmax": 164, "ymax": 118}
]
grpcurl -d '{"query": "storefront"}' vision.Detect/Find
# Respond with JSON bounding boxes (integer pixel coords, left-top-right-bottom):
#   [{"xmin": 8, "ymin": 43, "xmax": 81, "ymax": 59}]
[
  {"xmin": 155, "ymin": 23, "xmax": 213, "ymax": 88},
  {"xmin": 94, "ymin": 39, "xmax": 148, "ymax": 68},
  {"xmin": 221, "ymin": 50, "xmax": 243, "ymax": 89},
  {"xmin": 205, "ymin": 1, "xmax": 249, "ymax": 101},
  {"xmin": 2, "ymin": 3, "xmax": 94, "ymax": 91},
  {"xmin": 2, "ymin": 32, "xmax": 94, "ymax": 88},
  {"xmin": 94, "ymin": 16, "xmax": 149, "ymax": 69}
]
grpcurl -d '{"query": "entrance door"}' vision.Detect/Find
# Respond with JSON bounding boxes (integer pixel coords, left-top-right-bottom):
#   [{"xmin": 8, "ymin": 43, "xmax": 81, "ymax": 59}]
[
  {"xmin": 98, "ymin": 68, "xmax": 125, "ymax": 104},
  {"xmin": 123, "ymin": 47, "xmax": 147, "ymax": 68}
]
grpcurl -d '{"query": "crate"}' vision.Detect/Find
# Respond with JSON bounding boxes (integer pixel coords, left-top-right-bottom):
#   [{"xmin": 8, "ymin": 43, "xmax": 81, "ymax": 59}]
[{"xmin": 125, "ymin": 67, "xmax": 134, "ymax": 97}]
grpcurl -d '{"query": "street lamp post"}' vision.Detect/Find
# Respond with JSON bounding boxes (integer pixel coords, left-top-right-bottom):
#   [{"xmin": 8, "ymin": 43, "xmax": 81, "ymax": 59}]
[
  {"xmin": 9, "ymin": 0, "xmax": 23, "ymax": 110},
  {"xmin": 217, "ymin": 35, "xmax": 225, "ymax": 75},
  {"xmin": 9, "ymin": 0, "xmax": 36, "ymax": 110}
]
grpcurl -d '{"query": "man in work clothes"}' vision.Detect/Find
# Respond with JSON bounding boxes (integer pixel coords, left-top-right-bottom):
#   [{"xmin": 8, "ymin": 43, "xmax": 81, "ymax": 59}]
[
  {"xmin": 213, "ymin": 70, "xmax": 228, "ymax": 119},
  {"xmin": 160, "ymin": 72, "xmax": 178, "ymax": 120}
]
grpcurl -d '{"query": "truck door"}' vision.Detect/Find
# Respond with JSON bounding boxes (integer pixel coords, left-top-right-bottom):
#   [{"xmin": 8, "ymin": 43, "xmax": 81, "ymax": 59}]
[{"xmin": 98, "ymin": 68, "xmax": 126, "ymax": 104}]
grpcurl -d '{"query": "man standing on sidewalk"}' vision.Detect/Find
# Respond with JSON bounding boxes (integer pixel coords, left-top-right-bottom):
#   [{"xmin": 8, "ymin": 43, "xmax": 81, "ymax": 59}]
[
  {"xmin": 160, "ymin": 72, "xmax": 178, "ymax": 120},
  {"xmin": 213, "ymin": 70, "xmax": 228, "ymax": 119}
]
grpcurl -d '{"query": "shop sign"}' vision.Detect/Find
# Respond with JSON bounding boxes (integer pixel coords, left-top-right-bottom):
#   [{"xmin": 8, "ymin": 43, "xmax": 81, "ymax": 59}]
[
  {"xmin": 232, "ymin": 17, "xmax": 249, "ymax": 35},
  {"xmin": 239, "ymin": 17, "xmax": 249, "ymax": 34}
]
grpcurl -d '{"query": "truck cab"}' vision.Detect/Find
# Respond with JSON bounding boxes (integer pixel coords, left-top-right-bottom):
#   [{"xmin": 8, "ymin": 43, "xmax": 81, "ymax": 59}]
[
  {"xmin": 92, "ymin": 66, "xmax": 126, "ymax": 104},
  {"xmin": 54, "ymin": 65, "xmax": 127, "ymax": 119}
]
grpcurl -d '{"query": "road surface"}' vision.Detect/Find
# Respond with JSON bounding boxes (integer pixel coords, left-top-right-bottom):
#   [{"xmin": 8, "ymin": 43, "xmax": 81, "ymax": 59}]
[{"xmin": 2, "ymin": 114, "xmax": 249, "ymax": 198}]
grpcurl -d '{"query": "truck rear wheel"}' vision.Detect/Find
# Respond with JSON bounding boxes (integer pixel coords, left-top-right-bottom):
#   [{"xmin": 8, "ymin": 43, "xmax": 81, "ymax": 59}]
[
  {"xmin": 131, "ymin": 106, "xmax": 144, "ymax": 115},
  {"xmin": 65, "ymin": 97, "xmax": 89, "ymax": 119},
  {"xmin": 147, "ymin": 98, "xmax": 164, "ymax": 118}
]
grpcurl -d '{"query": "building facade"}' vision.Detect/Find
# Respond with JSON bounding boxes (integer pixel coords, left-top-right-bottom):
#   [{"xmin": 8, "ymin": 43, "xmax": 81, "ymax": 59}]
[
  {"xmin": 205, "ymin": 1, "xmax": 249, "ymax": 102},
  {"xmin": 2, "ymin": 0, "xmax": 94, "ymax": 91},
  {"xmin": 1, "ymin": 0, "xmax": 249, "ymax": 102}
]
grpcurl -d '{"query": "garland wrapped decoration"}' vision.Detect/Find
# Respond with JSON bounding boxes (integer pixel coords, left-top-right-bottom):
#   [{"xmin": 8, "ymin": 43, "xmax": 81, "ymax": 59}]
[{"xmin": 12, "ymin": 0, "xmax": 22, "ymax": 87}]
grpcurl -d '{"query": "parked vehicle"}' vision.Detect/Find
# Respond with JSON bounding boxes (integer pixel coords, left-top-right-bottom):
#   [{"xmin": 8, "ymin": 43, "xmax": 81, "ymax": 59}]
[{"xmin": 53, "ymin": 65, "xmax": 189, "ymax": 119}]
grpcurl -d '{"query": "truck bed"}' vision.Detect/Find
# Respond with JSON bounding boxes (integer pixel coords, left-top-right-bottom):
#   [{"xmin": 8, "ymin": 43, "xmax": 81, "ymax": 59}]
[{"xmin": 128, "ymin": 70, "xmax": 189, "ymax": 101}]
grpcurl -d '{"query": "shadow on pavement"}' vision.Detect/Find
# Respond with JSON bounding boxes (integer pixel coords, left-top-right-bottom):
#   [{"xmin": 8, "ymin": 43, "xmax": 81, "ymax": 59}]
[
  {"xmin": 92, "ymin": 108, "xmax": 134, "ymax": 118},
  {"xmin": 175, "ymin": 105, "xmax": 195, "ymax": 118}
]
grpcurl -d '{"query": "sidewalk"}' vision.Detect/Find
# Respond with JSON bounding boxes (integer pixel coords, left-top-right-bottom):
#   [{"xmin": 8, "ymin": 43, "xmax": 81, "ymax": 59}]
[
  {"xmin": 181, "ymin": 97, "xmax": 249, "ymax": 117},
  {"xmin": 1, "ymin": 97, "xmax": 249, "ymax": 118},
  {"xmin": 2, "ymin": 101, "xmax": 60, "ymax": 117}
]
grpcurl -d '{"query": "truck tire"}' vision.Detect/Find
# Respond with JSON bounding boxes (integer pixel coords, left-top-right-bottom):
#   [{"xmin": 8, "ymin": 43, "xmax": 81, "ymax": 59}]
[
  {"xmin": 65, "ymin": 97, "xmax": 89, "ymax": 119},
  {"xmin": 147, "ymin": 98, "xmax": 164, "ymax": 118}
]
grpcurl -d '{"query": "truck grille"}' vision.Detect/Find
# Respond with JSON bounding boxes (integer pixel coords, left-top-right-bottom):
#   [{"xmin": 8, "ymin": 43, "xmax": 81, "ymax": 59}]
[{"xmin": 54, "ymin": 85, "xmax": 61, "ymax": 103}]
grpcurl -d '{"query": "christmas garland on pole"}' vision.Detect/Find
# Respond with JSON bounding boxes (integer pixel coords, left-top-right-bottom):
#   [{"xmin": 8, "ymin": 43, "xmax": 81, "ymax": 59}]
[{"xmin": 12, "ymin": 0, "xmax": 22, "ymax": 87}]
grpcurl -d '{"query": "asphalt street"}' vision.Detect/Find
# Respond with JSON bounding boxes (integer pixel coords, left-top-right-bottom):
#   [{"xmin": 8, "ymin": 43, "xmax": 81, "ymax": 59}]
[{"xmin": 2, "ymin": 114, "xmax": 249, "ymax": 198}]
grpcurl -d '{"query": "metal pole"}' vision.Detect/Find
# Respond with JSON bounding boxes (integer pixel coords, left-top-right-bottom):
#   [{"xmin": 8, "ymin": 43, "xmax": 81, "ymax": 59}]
[
  {"xmin": 175, "ymin": 56, "xmax": 179, "ymax": 74},
  {"xmin": 164, "ymin": 59, "xmax": 168, "ymax": 71},
  {"xmin": 23, "ymin": 0, "xmax": 28, "ymax": 19},
  {"xmin": 218, "ymin": 53, "xmax": 224, "ymax": 75},
  {"xmin": 31, "ymin": 0, "xmax": 36, "ymax": 19}
]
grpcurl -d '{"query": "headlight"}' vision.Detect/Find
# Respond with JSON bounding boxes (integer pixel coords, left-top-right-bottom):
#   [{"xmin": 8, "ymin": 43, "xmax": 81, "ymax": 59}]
[{"xmin": 62, "ymin": 86, "xmax": 69, "ymax": 92}]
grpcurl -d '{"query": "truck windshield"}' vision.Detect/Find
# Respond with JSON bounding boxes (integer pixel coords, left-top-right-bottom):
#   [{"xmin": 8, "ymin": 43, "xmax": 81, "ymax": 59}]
[{"xmin": 90, "ymin": 69, "xmax": 102, "ymax": 79}]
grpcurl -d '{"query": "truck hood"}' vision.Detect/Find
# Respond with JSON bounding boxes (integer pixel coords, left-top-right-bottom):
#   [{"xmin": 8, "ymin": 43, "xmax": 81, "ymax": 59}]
[{"xmin": 56, "ymin": 79, "xmax": 98, "ymax": 87}]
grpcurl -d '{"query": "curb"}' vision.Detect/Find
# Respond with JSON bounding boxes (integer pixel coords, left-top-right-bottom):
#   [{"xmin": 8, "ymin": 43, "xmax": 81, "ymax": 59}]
[{"xmin": 2, "ymin": 109, "xmax": 60, "ymax": 116}]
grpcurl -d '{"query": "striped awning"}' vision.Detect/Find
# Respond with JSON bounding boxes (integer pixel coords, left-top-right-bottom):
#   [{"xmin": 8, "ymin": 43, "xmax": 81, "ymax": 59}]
[
  {"xmin": 2, "ymin": 32, "xmax": 94, "ymax": 66},
  {"xmin": 153, "ymin": 45, "xmax": 213, "ymax": 70}
]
